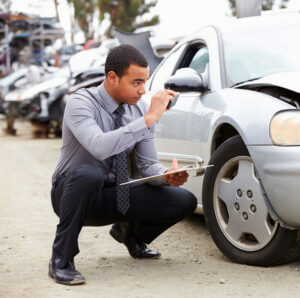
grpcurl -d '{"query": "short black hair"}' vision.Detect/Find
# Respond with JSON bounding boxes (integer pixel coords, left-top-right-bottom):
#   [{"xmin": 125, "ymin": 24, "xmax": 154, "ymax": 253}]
[{"xmin": 105, "ymin": 44, "xmax": 148, "ymax": 77}]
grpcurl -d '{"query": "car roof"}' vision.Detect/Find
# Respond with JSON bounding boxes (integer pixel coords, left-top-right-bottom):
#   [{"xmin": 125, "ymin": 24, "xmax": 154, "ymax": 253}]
[
  {"xmin": 185, "ymin": 10, "xmax": 300, "ymax": 41},
  {"xmin": 218, "ymin": 10, "xmax": 300, "ymax": 34}
]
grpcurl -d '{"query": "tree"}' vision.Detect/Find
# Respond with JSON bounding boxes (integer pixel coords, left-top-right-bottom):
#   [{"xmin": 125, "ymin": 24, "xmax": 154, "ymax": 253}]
[
  {"xmin": 67, "ymin": 0, "xmax": 96, "ymax": 41},
  {"xmin": 53, "ymin": 0, "xmax": 60, "ymax": 23},
  {"xmin": 66, "ymin": 0, "xmax": 159, "ymax": 41},
  {"xmin": 98, "ymin": 0, "xmax": 159, "ymax": 36},
  {"xmin": 228, "ymin": 0, "xmax": 290, "ymax": 16}
]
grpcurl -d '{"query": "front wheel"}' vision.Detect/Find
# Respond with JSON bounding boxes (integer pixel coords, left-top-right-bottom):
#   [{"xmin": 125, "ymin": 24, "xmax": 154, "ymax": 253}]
[{"xmin": 203, "ymin": 136, "xmax": 300, "ymax": 266}]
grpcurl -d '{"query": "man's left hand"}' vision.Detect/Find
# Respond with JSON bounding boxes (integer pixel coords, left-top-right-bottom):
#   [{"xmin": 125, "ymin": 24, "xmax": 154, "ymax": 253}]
[{"xmin": 164, "ymin": 158, "xmax": 188, "ymax": 187}]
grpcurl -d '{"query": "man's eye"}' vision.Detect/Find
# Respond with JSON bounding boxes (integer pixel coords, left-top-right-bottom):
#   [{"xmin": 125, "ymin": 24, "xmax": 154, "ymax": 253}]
[{"xmin": 133, "ymin": 82, "xmax": 140, "ymax": 86}]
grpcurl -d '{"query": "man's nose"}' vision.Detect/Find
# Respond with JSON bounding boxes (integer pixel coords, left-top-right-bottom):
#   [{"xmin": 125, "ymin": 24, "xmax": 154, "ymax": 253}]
[{"xmin": 138, "ymin": 85, "xmax": 146, "ymax": 94}]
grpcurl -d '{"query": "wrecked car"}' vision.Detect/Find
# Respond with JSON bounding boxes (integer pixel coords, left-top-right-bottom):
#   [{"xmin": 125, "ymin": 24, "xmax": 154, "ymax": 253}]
[{"xmin": 143, "ymin": 11, "xmax": 300, "ymax": 266}]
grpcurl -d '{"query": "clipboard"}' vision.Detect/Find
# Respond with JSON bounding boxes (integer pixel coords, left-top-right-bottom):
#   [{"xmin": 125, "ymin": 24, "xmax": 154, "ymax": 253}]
[{"xmin": 120, "ymin": 163, "xmax": 213, "ymax": 186}]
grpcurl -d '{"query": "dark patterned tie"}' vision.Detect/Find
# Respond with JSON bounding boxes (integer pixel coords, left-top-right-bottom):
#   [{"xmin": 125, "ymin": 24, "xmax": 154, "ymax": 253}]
[{"xmin": 114, "ymin": 105, "xmax": 130, "ymax": 214}]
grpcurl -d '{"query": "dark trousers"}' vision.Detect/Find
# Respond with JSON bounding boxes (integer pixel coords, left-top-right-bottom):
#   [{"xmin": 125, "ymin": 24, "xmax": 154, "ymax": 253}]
[{"xmin": 51, "ymin": 164, "xmax": 197, "ymax": 268}]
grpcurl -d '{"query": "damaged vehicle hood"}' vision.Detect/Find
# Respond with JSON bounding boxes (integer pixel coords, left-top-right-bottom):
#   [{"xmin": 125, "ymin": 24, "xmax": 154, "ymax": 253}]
[{"xmin": 235, "ymin": 71, "xmax": 300, "ymax": 94}]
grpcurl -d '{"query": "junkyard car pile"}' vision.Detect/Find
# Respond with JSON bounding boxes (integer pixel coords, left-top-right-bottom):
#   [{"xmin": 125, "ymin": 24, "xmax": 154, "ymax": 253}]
[
  {"xmin": 143, "ymin": 10, "xmax": 300, "ymax": 266},
  {"xmin": 0, "ymin": 16, "xmax": 175, "ymax": 136}
]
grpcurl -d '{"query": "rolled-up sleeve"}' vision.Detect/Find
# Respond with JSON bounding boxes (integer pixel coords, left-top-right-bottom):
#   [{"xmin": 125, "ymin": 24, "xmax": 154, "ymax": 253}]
[{"xmin": 65, "ymin": 95, "xmax": 148, "ymax": 161}]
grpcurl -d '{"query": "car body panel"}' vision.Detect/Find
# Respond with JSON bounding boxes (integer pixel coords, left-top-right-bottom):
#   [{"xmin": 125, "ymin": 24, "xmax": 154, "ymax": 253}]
[
  {"xmin": 203, "ymin": 88, "xmax": 293, "ymax": 147},
  {"xmin": 4, "ymin": 67, "xmax": 70, "ymax": 102},
  {"xmin": 143, "ymin": 12, "xmax": 300, "ymax": 228},
  {"xmin": 0, "ymin": 65, "xmax": 50, "ymax": 100},
  {"xmin": 248, "ymin": 145, "xmax": 300, "ymax": 227}
]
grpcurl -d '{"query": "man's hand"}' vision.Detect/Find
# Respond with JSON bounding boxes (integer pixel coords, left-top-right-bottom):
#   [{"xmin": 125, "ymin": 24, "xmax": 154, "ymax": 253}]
[
  {"xmin": 164, "ymin": 158, "xmax": 189, "ymax": 187},
  {"xmin": 144, "ymin": 89, "xmax": 177, "ymax": 128}
]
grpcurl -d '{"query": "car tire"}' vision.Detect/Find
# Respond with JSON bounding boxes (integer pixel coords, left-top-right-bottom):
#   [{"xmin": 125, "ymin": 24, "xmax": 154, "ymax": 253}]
[{"xmin": 203, "ymin": 136, "xmax": 300, "ymax": 266}]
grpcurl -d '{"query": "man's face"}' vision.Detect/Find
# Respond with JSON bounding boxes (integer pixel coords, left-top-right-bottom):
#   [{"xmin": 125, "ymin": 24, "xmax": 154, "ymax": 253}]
[{"xmin": 111, "ymin": 64, "xmax": 150, "ymax": 105}]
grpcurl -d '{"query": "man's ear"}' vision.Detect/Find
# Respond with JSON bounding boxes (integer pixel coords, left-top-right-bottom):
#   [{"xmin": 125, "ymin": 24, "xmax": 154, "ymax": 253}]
[{"xmin": 107, "ymin": 71, "xmax": 119, "ymax": 85}]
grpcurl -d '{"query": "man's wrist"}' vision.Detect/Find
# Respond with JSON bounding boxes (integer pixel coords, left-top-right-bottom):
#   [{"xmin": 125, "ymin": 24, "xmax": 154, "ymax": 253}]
[{"xmin": 144, "ymin": 113, "xmax": 157, "ymax": 128}]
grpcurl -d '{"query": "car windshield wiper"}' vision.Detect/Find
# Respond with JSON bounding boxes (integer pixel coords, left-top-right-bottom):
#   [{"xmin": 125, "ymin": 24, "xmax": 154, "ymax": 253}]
[{"xmin": 231, "ymin": 77, "xmax": 262, "ymax": 88}]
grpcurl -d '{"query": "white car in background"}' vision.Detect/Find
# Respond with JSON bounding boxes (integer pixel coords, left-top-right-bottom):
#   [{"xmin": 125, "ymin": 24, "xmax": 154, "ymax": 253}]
[{"xmin": 143, "ymin": 11, "xmax": 300, "ymax": 266}]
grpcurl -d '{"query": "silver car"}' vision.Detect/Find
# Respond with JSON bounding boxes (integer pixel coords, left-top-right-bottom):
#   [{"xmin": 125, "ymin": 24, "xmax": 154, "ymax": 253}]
[{"xmin": 143, "ymin": 11, "xmax": 300, "ymax": 266}]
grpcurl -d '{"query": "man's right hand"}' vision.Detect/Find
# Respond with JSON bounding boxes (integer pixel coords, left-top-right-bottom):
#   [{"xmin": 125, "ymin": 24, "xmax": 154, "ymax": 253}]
[{"xmin": 144, "ymin": 90, "xmax": 177, "ymax": 128}]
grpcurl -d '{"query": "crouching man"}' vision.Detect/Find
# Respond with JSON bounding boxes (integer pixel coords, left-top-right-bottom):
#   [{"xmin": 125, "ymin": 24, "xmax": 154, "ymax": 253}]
[{"xmin": 49, "ymin": 44, "xmax": 197, "ymax": 285}]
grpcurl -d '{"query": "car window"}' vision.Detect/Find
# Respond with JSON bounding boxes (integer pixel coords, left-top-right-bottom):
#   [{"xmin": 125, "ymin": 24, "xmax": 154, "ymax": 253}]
[
  {"xmin": 149, "ymin": 43, "xmax": 209, "ymax": 91},
  {"xmin": 149, "ymin": 44, "xmax": 186, "ymax": 91},
  {"xmin": 177, "ymin": 43, "xmax": 209, "ymax": 72},
  {"xmin": 188, "ymin": 47, "xmax": 209, "ymax": 75}
]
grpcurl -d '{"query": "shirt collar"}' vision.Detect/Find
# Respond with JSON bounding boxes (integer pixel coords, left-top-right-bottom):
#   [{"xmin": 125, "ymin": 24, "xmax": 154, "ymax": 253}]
[{"xmin": 98, "ymin": 82, "xmax": 128, "ymax": 114}]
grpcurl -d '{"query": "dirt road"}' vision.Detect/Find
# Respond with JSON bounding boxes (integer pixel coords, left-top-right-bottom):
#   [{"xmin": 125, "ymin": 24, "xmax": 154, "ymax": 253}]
[{"xmin": 1, "ymin": 119, "xmax": 300, "ymax": 298}]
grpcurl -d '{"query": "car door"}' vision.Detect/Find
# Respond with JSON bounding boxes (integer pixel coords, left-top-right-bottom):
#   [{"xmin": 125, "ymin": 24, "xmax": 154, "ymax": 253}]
[{"xmin": 145, "ymin": 41, "xmax": 210, "ymax": 198}]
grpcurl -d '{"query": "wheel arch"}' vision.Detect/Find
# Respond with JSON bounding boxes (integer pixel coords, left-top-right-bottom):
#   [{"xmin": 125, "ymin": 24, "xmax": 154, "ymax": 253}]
[
  {"xmin": 209, "ymin": 129, "xmax": 294, "ymax": 230},
  {"xmin": 202, "ymin": 135, "xmax": 300, "ymax": 266},
  {"xmin": 211, "ymin": 123, "xmax": 240, "ymax": 155}
]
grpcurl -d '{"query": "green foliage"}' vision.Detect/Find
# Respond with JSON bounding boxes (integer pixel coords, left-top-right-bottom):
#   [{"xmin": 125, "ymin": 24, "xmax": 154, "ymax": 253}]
[
  {"xmin": 67, "ymin": 0, "xmax": 96, "ymax": 40},
  {"xmin": 66, "ymin": 0, "xmax": 159, "ymax": 40},
  {"xmin": 228, "ymin": 0, "xmax": 290, "ymax": 16},
  {"xmin": 98, "ymin": 0, "xmax": 159, "ymax": 36}
]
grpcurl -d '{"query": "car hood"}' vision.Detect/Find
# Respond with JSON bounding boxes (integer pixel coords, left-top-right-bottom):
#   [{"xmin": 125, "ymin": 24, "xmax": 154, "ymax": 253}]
[
  {"xmin": 0, "ymin": 68, "xmax": 28, "ymax": 88},
  {"xmin": 236, "ymin": 71, "xmax": 300, "ymax": 93},
  {"xmin": 5, "ymin": 76, "xmax": 69, "ymax": 101}
]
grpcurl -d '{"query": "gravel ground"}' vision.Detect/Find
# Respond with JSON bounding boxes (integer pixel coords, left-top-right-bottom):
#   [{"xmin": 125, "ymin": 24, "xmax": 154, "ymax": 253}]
[{"xmin": 1, "ymin": 118, "xmax": 300, "ymax": 298}]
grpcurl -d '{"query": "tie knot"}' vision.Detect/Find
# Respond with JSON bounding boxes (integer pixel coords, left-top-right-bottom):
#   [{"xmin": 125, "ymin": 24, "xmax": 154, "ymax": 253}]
[{"xmin": 115, "ymin": 105, "xmax": 125, "ymax": 117}]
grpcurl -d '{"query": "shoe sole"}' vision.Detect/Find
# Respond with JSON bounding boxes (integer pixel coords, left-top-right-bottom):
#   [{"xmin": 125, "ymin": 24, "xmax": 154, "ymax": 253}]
[{"xmin": 133, "ymin": 255, "xmax": 161, "ymax": 260}]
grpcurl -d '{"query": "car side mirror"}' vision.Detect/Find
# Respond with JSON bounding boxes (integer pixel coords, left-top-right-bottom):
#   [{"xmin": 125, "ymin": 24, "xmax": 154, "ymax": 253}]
[{"xmin": 164, "ymin": 68, "xmax": 206, "ymax": 92}]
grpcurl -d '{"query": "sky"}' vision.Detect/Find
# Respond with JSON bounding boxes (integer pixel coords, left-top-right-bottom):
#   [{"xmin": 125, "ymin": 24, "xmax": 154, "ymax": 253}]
[
  {"xmin": 149, "ymin": 0, "xmax": 231, "ymax": 38},
  {"xmin": 9, "ymin": 0, "xmax": 300, "ymax": 44}
]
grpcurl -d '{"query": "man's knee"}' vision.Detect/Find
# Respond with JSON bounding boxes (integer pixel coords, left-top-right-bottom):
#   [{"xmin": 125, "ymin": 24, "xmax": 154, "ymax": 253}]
[
  {"xmin": 158, "ymin": 187, "xmax": 197, "ymax": 220},
  {"xmin": 175, "ymin": 188, "xmax": 198, "ymax": 214},
  {"xmin": 58, "ymin": 164, "xmax": 104, "ymax": 213}
]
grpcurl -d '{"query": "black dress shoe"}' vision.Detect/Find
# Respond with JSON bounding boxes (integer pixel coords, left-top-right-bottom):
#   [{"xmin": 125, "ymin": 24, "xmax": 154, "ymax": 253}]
[
  {"xmin": 134, "ymin": 242, "xmax": 161, "ymax": 259},
  {"xmin": 109, "ymin": 223, "xmax": 161, "ymax": 259},
  {"xmin": 49, "ymin": 256, "xmax": 86, "ymax": 285}
]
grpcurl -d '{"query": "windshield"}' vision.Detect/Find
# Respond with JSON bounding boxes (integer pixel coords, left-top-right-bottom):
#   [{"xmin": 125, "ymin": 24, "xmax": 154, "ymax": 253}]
[{"xmin": 222, "ymin": 24, "xmax": 300, "ymax": 86}]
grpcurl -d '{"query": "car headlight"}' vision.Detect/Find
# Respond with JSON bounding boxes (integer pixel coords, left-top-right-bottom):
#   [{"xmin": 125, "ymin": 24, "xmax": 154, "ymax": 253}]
[{"xmin": 270, "ymin": 110, "xmax": 300, "ymax": 146}]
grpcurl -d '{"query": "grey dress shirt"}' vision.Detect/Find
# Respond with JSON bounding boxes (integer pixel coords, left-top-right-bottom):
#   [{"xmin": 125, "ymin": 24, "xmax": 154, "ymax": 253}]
[{"xmin": 52, "ymin": 82, "xmax": 167, "ymax": 186}]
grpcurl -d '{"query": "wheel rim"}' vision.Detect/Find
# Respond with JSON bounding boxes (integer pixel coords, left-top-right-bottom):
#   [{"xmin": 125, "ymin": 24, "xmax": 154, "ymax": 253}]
[{"xmin": 213, "ymin": 156, "xmax": 278, "ymax": 252}]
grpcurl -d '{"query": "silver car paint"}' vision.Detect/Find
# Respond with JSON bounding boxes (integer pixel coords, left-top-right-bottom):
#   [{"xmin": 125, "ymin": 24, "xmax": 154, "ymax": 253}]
[
  {"xmin": 144, "ymin": 15, "xmax": 300, "ymax": 228},
  {"xmin": 248, "ymin": 145, "xmax": 300, "ymax": 227},
  {"xmin": 205, "ymin": 88, "xmax": 293, "ymax": 146},
  {"xmin": 238, "ymin": 71, "xmax": 300, "ymax": 93},
  {"xmin": 201, "ymin": 88, "xmax": 300, "ymax": 227}
]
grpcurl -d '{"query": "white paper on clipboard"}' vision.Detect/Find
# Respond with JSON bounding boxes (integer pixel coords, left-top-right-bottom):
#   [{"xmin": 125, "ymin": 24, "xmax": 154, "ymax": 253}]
[{"xmin": 119, "ymin": 163, "xmax": 213, "ymax": 186}]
